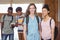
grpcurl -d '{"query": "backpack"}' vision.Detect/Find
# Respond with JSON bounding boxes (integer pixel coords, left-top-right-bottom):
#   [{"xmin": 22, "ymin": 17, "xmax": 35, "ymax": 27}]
[
  {"xmin": 50, "ymin": 18, "xmax": 58, "ymax": 40},
  {"xmin": 26, "ymin": 15, "xmax": 39, "ymax": 35},
  {"xmin": 3, "ymin": 14, "xmax": 13, "ymax": 24}
]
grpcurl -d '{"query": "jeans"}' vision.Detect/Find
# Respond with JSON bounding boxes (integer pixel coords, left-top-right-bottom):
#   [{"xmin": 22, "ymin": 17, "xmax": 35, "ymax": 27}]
[{"xmin": 2, "ymin": 34, "xmax": 14, "ymax": 40}]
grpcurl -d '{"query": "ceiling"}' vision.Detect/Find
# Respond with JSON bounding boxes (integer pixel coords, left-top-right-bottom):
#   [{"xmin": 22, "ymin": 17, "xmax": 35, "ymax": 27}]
[{"xmin": 0, "ymin": 0, "xmax": 44, "ymax": 4}]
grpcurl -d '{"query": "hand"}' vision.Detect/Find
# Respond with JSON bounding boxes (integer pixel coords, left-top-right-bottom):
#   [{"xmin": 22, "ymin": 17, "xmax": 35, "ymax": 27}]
[
  {"xmin": 15, "ymin": 23, "xmax": 18, "ymax": 27},
  {"xmin": 11, "ymin": 24, "xmax": 15, "ymax": 28}
]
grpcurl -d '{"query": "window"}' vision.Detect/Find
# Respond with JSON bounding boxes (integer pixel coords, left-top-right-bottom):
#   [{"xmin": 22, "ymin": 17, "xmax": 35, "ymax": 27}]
[
  {"xmin": 12, "ymin": 3, "xmax": 43, "ymax": 13},
  {"xmin": 0, "ymin": 4, "xmax": 10, "ymax": 13},
  {"xmin": 0, "ymin": 3, "xmax": 43, "ymax": 13}
]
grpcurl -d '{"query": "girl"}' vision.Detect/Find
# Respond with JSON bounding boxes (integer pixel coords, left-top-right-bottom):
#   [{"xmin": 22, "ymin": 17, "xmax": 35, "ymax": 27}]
[
  {"xmin": 41, "ymin": 4, "xmax": 55, "ymax": 40},
  {"xmin": 23, "ymin": 3, "xmax": 41, "ymax": 40}
]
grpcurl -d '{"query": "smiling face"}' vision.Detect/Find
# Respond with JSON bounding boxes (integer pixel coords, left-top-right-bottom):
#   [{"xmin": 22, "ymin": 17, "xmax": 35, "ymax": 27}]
[
  {"xmin": 26, "ymin": 3, "xmax": 37, "ymax": 16},
  {"xmin": 42, "ymin": 8, "xmax": 50, "ymax": 17},
  {"xmin": 29, "ymin": 5, "xmax": 36, "ymax": 14}
]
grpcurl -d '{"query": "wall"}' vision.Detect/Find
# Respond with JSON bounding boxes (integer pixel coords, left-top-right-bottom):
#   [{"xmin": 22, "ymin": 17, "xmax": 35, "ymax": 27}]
[
  {"xmin": 58, "ymin": 0, "xmax": 60, "ymax": 22},
  {"xmin": 45, "ymin": 0, "xmax": 58, "ymax": 26}
]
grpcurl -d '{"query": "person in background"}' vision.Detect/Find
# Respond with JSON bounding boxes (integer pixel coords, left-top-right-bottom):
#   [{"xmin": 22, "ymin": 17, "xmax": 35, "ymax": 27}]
[
  {"xmin": 1, "ymin": 7, "xmax": 15, "ymax": 40},
  {"xmin": 41, "ymin": 4, "xmax": 55, "ymax": 40},
  {"xmin": 15, "ymin": 7, "xmax": 25, "ymax": 40},
  {"xmin": 23, "ymin": 3, "xmax": 41, "ymax": 40}
]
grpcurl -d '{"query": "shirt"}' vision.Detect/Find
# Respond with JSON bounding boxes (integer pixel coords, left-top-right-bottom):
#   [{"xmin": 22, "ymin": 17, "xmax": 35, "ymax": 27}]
[
  {"xmin": 41, "ymin": 17, "xmax": 55, "ymax": 39},
  {"xmin": 23, "ymin": 15, "xmax": 41, "ymax": 40},
  {"xmin": 16, "ymin": 14, "xmax": 25, "ymax": 30},
  {"xmin": 1, "ymin": 15, "xmax": 16, "ymax": 34}
]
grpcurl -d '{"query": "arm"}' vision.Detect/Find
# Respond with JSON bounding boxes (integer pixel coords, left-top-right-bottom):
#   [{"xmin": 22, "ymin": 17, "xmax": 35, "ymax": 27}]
[
  {"xmin": 23, "ymin": 25, "xmax": 27, "ymax": 40},
  {"xmin": 23, "ymin": 18, "xmax": 27, "ymax": 40},
  {"xmin": 39, "ymin": 23, "xmax": 42, "ymax": 40},
  {"xmin": 1, "ymin": 22, "xmax": 4, "ymax": 29},
  {"xmin": 51, "ymin": 19, "xmax": 55, "ymax": 40},
  {"xmin": 51, "ymin": 27, "xmax": 55, "ymax": 40},
  {"xmin": 39, "ymin": 17, "xmax": 42, "ymax": 40},
  {"xmin": 1, "ymin": 15, "xmax": 4, "ymax": 29}
]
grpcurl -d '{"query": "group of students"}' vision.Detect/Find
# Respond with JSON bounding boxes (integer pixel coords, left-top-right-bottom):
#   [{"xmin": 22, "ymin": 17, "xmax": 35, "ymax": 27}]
[{"xmin": 1, "ymin": 3, "xmax": 56, "ymax": 40}]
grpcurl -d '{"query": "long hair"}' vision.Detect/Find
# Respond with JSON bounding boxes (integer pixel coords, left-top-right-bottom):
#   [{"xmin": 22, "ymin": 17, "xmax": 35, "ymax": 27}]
[{"xmin": 26, "ymin": 3, "xmax": 37, "ymax": 16}]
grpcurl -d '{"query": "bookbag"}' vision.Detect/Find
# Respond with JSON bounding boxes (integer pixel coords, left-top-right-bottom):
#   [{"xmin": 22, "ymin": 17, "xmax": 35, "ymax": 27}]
[
  {"xmin": 26, "ymin": 16, "xmax": 39, "ymax": 35},
  {"xmin": 50, "ymin": 18, "xmax": 58, "ymax": 40}
]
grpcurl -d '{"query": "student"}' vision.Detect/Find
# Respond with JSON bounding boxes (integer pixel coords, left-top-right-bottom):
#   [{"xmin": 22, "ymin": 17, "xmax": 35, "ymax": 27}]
[
  {"xmin": 15, "ymin": 7, "xmax": 24, "ymax": 27},
  {"xmin": 41, "ymin": 4, "xmax": 55, "ymax": 40},
  {"xmin": 15, "ymin": 7, "xmax": 25, "ymax": 40},
  {"xmin": 23, "ymin": 3, "xmax": 41, "ymax": 40},
  {"xmin": 1, "ymin": 7, "xmax": 15, "ymax": 40}
]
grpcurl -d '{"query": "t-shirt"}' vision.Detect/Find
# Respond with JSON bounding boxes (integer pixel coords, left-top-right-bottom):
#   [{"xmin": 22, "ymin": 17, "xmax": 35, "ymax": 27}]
[
  {"xmin": 23, "ymin": 16, "xmax": 41, "ymax": 40},
  {"xmin": 16, "ymin": 14, "xmax": 25, "ymax": 30},
  {"xmin": 1, "ymin": 15, "xmax": 16, "ymax": 34},
  {"xmin": 41, "ymin": 17, "xmax": 55, "ymax": 39},
  {"xmin": 16, "ymin": 14, "xmax": 24, "ymax": 24}
]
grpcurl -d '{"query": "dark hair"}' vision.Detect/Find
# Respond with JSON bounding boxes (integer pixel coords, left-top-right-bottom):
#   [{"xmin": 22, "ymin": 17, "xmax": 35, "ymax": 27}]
[
  {"xmin": 16, "ymin": 7, "xmax": 22, "ymax": 12},
  {"xmin": 42, "ymin": 4, "xmax": 50, "ymax": 11},
  {"xmin": 8, "ymin": 7, "xmax": 13, "ymax": 11},
  {"xmin": 26, "ymin": 3, "xmax": 37, "ymax": 16}
]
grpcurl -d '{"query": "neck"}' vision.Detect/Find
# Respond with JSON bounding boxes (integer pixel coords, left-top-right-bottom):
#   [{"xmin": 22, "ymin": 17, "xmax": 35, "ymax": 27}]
[
  {"xmin": 18, "ymin": 14, "xmax": 22, "ymax": 16},
  {"xmin": 30, "ymin": 12, "xmax": 34, "ymax": 15},
  {"xmin": 7, "ymin": 14, "xmax": 12, "ymax": 16},
  {"xmin": 30, "ymin": 13, "xmax": 34, "ymax": 17},
  {"xmin": 17, "ymin": 13, "xmax": 22, "ymax": 16},
  {"xmin": 44, "ymin": 15, "xmax": 49, "ymax": 20}
]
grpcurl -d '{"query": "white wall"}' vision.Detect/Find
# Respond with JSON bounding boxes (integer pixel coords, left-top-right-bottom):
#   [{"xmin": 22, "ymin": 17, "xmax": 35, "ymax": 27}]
[{"xmin": 58, "ymin": 0, "xmax": 60, "ymax": 22}]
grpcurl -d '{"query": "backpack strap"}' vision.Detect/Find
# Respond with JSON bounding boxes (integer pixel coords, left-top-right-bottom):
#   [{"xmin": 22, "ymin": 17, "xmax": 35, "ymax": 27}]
[
  {"xmin": 26, "ymin": 16, "xmax": 29, "ymax": 25},
  {"xmin": 36, "ymin": 16, "xmax": 40, "ymax": 31},
  {"xmin": 26, "ymin": 15, "xmax": 39, "ymax": 35},
  {"xmin": 26, "ymin": 16, "xmax": 29, "ymax": 35},
  {"xmin": 2, "ymin": 15, "xmax": 6, "ymax": 29},
  {"xmin": 9, "ymin": 16, "xmax": 13, "ymax": 24},
  {"xmin": 11, "ymin": 16, "xmax": 13, "ymax": 23},
  {"xmin": 3, "ymin": 14, "xmax": 6, "ymax": 22},
  {"xmin": 50, "ymin": 18, "xmax": 52, "ymax": 28},
  {"xmin": 36, "ymin": 16, "xmax": 39, "ymax": 24}
]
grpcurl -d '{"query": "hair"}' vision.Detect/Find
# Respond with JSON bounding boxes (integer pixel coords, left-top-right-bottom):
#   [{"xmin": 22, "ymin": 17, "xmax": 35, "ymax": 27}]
[
  {"xmin": 8, "ymin": 7, "xmax": 13, "ymax": 11},
  {"xmin": 42, "ymin": 4, "xmax": 50, "ymax": 11},
  {"xmin": 16, "ymin": 7, "xmax": 22, "ymax": 12},
  {"xmin": 26, "ymin": 3, "xmax": 37, "ymax": 16},
  {"xmin": 42, "ymin": 4, "xmax": 50, "ymax": 14}
]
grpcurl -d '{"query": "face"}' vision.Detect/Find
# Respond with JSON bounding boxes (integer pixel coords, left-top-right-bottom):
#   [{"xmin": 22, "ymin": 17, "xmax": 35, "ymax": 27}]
[
  {"xmin": 8, "ymin": 10, "xmax": 12, "ymax": 16},
  {"xmin": 29, "ymin": 5, "xmax": 36, "ymax": 14},
  {"xmin": 42, "ymin": 8, "xmax": 49, "ymax": 17},
  {"xmin": 17, "ymin": 11, "xmax": 22, "ymax": 15}
]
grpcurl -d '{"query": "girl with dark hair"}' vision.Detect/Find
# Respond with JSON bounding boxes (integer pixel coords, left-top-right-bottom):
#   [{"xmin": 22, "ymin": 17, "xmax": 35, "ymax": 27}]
[
  {"xmin": 41, "ymin": 4, "xmax": 55, "ymax": 40},
  {"xmin": 23, "ymin": 3, "xmax": 41, "ymax": 40}
]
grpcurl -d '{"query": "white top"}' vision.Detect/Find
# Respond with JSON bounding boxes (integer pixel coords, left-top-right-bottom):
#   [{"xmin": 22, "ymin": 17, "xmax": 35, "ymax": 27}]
[{"xmin": 41, "ymin": 17, "xmax": 55, "ymax": 39}]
